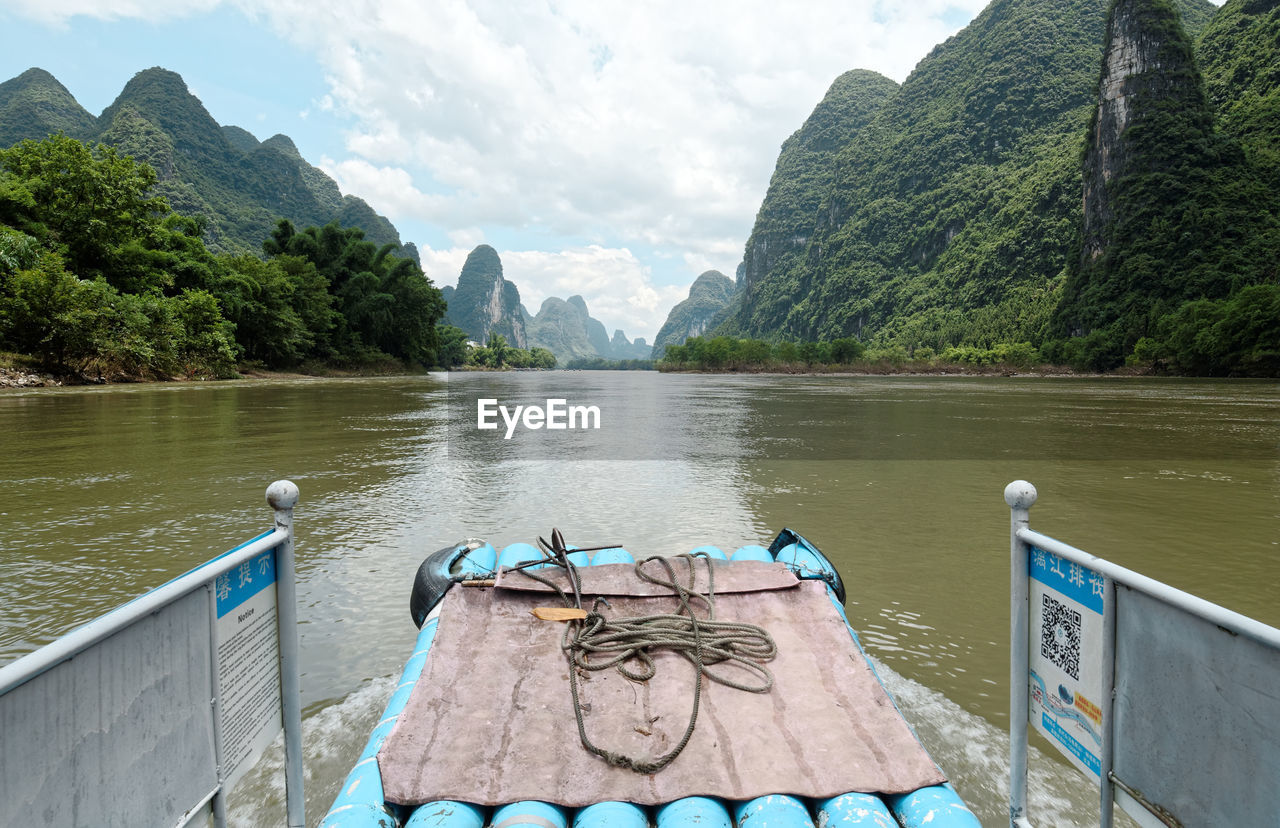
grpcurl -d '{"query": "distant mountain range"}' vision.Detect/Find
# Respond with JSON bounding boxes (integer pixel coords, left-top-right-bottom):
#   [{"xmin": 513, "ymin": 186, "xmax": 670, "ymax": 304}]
[
  {"xmin": 0, "ymin": 66, "xmax": 667, "ymax": 363},
  {"xmin": 442, "ymin": 244, "xmax": 650, "ymax": 364},
  {"xmin": 0, "ymin": 66, "xmax": 415, "ymax": 261}
]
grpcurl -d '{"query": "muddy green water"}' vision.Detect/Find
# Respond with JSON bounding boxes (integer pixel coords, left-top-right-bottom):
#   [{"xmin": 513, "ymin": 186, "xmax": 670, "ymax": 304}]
[{"xmin": 1, "ymin": 373, "xmax": 1276, "ymax": 826}]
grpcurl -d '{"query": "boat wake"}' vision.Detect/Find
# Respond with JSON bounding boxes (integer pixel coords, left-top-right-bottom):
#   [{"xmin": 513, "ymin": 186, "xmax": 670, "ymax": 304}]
[
  {"xmin": 870, "ymin": 656, "xmax": 1135, "ymax": 827},
  {"xmin": 228, "ymin": 676, "xmax": 397, "ymax": 828}
]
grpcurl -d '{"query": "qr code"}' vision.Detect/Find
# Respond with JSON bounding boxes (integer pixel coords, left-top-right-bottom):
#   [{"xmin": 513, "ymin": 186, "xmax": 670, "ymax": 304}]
[{"xmin": 1041, "ymin": 593, "xmax": 1081, "ymax": 680}]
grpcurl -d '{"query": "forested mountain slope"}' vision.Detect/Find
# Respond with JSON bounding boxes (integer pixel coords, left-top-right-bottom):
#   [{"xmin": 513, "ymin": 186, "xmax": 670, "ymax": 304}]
[
  {"xmin": 1047, "ymin": 0, "xmax": 1279, "ymax": 370},
  {"xmin": 715, "ymin": 0, "xmax": 1222, "ymax": 356},
  {"xmin": 0, "ymin": 67, "xmax": 412, "ymax": 261}
]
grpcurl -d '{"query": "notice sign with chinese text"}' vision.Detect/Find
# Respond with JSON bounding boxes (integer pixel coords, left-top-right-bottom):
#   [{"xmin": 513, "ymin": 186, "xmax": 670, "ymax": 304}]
[
  {"xmin": 1028, "ymin": 546, "xmax": 1105, "ymax": 780},
  {"xmin": 215, "ymin": 548, "xmax": 282, "ymax": 793}
]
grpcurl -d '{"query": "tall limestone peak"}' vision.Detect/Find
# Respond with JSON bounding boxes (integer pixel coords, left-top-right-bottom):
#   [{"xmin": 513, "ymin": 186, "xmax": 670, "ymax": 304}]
[
  {"xmin": 735, "ymin": 69, "xmax": 898, "ymax": 318},
  {"xmin": 99, "ymin": 67, "xmax": 232, "ymax": 169},
  {"xmin": 567, "ymin": 295, "xmax": 612, "ymax": 356},
  {"xmin": 527, "ymin": 296, "xmax": 595, "ymax": 363},
  {"xmin": 522, "ymin": 292, "xmax": 643, "ymax": 364},
  {"xmin": 446, "ymin": 245, "xmax": 529, "ymax": 348},
  {"xmin": 1053, "ymin": 0, "xmax": 1242, "ymax": 357},
  {"xmin": 714, "ymin": 0, "xmax": 1215, "ymax": 348},
  {"xmin": 652, "ymin": 270, "xmax": 736, "ymax": 357},
  {"xmin": 0, "ymin": 67, "xmax": 96, "ymax": 146},
  {"xmin": 609, "ymin": 329, "xmax": 650, "ymax": 360},
  {"xmin": 0, "ymin": 67, "xmax": 414, "ymax": 260},
  {"xmin": 1079, "ymin": 0, "xmax": 1214, "ymax": 263},
  {"xmin": 221, "ymin": 125, "xmax": 260, "ymax": 153},
  {"xmin": 261, "ymin": 133, "xmax": 302, "ymax": 156},
  {"xmin": 566, "ymin": 295, "xmax": 590, "ymax": 316}
]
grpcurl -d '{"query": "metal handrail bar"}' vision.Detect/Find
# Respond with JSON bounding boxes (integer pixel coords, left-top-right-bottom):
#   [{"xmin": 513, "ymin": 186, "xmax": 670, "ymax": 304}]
[
  {"xmin": 0, "ymin": 527, "xmax": 288, "ymax": 696},
  {"xmin": 1016, "ymin": 527, "xmax": 1280, "ymax": 650}
]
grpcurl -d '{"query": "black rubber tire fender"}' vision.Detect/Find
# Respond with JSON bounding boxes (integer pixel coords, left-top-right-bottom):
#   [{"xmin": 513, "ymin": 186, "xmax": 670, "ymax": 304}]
[{"xmin": 409, "ymin": 544, "xmax": 463, "ymax": 628}]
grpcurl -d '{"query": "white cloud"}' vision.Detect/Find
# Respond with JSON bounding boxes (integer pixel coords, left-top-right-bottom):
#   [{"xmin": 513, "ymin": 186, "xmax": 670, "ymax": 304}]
[
  {"xmin": 417, "ymin": 245, "xmax": 471, "ymax": 292},
  {"xmin": 447, "ymin": 227, "xmax": 486, "ymax": 249},
  {"xmin": 246, "ymin": 0, "xmax": 994, "ymax": 263},
  {"xmin": 318, "ymin": 156, "xmax": 436, "ymax": 219}
]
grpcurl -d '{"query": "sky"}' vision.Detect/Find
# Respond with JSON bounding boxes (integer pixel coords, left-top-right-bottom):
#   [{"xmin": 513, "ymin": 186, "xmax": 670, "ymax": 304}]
[{"xmin": 3, "ymin": 0, "xmax": 1011, "ymax": 342}]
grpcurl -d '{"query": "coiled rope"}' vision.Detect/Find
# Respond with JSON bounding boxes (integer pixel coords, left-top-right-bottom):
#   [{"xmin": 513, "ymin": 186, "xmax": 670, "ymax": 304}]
[{"xmin": 508, "ymin": 530, "xmax": 777, "ymax": 774}]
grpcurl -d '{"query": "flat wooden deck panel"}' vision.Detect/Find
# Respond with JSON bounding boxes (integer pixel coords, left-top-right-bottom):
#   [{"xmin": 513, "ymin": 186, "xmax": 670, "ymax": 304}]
[{"xmin": 379, "ymin": 562, "xmax": 945, "ymax": 806}]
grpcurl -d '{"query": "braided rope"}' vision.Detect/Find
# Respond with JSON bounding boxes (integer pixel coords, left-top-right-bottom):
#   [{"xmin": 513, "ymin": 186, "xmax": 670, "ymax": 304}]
[{"xmin": 510, "ymin": 533, "xmax": 776, "ymax": 774}]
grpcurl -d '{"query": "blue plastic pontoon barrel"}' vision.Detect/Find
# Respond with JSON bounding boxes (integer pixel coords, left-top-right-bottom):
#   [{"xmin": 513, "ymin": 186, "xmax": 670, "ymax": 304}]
[
  {"xmin": 688, "ymin": 544, "xmax": 728, "ymax": 560},
  {"xmin": 491, "ymin": 800, "xmax": 568, "ymax": 828},
  {"xmin": 731, "ymin": 545, "xmax": 773, "ymax": 562},
  {"xmin": 815, "ymin": 792, "xmax": 897, "ymax": 828},
  {"xmin": 318, "ymin": 800, "xmax": 398, "ymax": 828},
  {"xmin": 404, "ymin": 800, "xmax": 487, "ymax": 828},
  {"xmin": 498, "ymin": 542, "xmax": 547, "ymax": 569},
  {"xmin": 885, "ymin": 784, "xmax": 981, "ymax": 828},
  {"xmin": 459, "ymin": 543, "xmax": 498, "ymax": 578},
  {"xmin": 773, "ymin": 542, "xmax": 833, "ymax": 580},
  {"xmin": 573, "ymin": 801, "xmax": 647, "ymax": 828},
  {"xmin": 590, "ymin": 547, "xmax": 635, "ymax": 565},
  {"xmin": 321, "ymin": 615, "xmax": 442, "ymax": 826},
  {"xmin": 317, "ymin": 755, "xmax": 398, "ymax": 827},
  {"xmin": 656, "ymin": 797, "xmax": 733, "ymax": 828},
  {"xmin": 734, "ymin": 794, "xmax": 814, "ymax": 828}
]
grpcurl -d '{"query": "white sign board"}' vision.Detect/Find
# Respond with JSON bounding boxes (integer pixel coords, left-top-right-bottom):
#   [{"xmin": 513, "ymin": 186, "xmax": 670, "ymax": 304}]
[
  {"xmin": 215, "ymin": 547, "xmax": 284, "ymax": 793},
  {"xmin": 1027, "ymin": 545, "xmax": 1106, "ymax": 780}
]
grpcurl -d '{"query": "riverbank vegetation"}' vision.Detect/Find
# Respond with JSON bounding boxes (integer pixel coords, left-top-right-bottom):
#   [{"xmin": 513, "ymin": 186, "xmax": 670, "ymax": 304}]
[
  {"xmin": 0, "ymin": 134, "xmax": 446, "ymax": 382},
  {"xmin": 563, "ymin": 357, "xmax": 654, "ymax": 370},
  {"xmin": 437, "ymin": 331, "xmax": 557, "ymax": 370},
  {"xmin": 660, "ymin": 336, "xmax": 1060, "ymax": 374}
]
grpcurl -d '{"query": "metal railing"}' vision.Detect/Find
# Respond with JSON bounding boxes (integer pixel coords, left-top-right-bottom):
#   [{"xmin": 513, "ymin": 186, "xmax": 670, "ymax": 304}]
[
  {"xmin": 0, "ymin": 480, "xmax": 306, "ymax": 828},
  {"xmin": 1006, "ymin": 480, "xmax": 1280, "ymax": 828}
]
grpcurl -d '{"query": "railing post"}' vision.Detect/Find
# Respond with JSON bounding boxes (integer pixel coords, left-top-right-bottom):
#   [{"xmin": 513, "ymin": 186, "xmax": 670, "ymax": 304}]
[
  {"xmin": 267, "ymin": 480, "xmax": 306, "ymax": 828},
  {"xmin": 1005, "ymin": 480, "xmax": 1037, "ymax": 828}
]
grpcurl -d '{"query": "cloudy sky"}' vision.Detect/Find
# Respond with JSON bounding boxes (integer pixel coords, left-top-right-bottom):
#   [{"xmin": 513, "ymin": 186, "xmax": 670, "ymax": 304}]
[{"xmin": 3, "ymin": 0, "xmax": 997, "ymax": 342}]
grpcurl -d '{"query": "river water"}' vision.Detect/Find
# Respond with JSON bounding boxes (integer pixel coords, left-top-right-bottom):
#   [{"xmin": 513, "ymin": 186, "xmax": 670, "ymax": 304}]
[{"xmin": 1, "ymin": 372, "xmax": 1276, "ymax": 826}]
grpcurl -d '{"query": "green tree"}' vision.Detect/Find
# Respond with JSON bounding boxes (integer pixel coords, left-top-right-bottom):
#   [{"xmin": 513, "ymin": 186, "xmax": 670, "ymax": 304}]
[
  {"xmin": 436, "ymin": 325, "xmax": 470, "ymax": 368},
  {"xmin": 467, "ymin": 345, "xmax": 493, "ymax": 367},
  {"xmin": 262, "ymin": 219, "xmax": 445, "ymax": 366},
  {"xmin": 506, "ymin": 347, "xmax": 532, "ymax": 369},
  {"xmin": 0, "ymin": 134, "xmax": 169, "ymax": 290},
  {"xmin": 212, "ymin": 254, "xmax": 321, "ymax": 367},
  {"xmin": 0, "ymin": 249, "xmax": 237, "ymax": 377},
  {"xmin": 829, "ymin": 337, "xmax": 865, "ymax": 363},
  {"xmin": 529, "ymin": 346, "xmax": 557, "ymax": 370},
  {"xmin": 487, "ymin": 333, "xmax": 509, "ymax": 368}
]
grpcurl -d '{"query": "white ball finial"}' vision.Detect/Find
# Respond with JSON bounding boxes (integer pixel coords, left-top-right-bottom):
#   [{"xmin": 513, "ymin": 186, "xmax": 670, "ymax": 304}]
[
  {"xmin": 1004, "ymin": 480, "xmax": 1037, "ymax": 509},
  {"xmin": 266, "ymin": 479, "xmax": 300, "ymax": 510}
]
